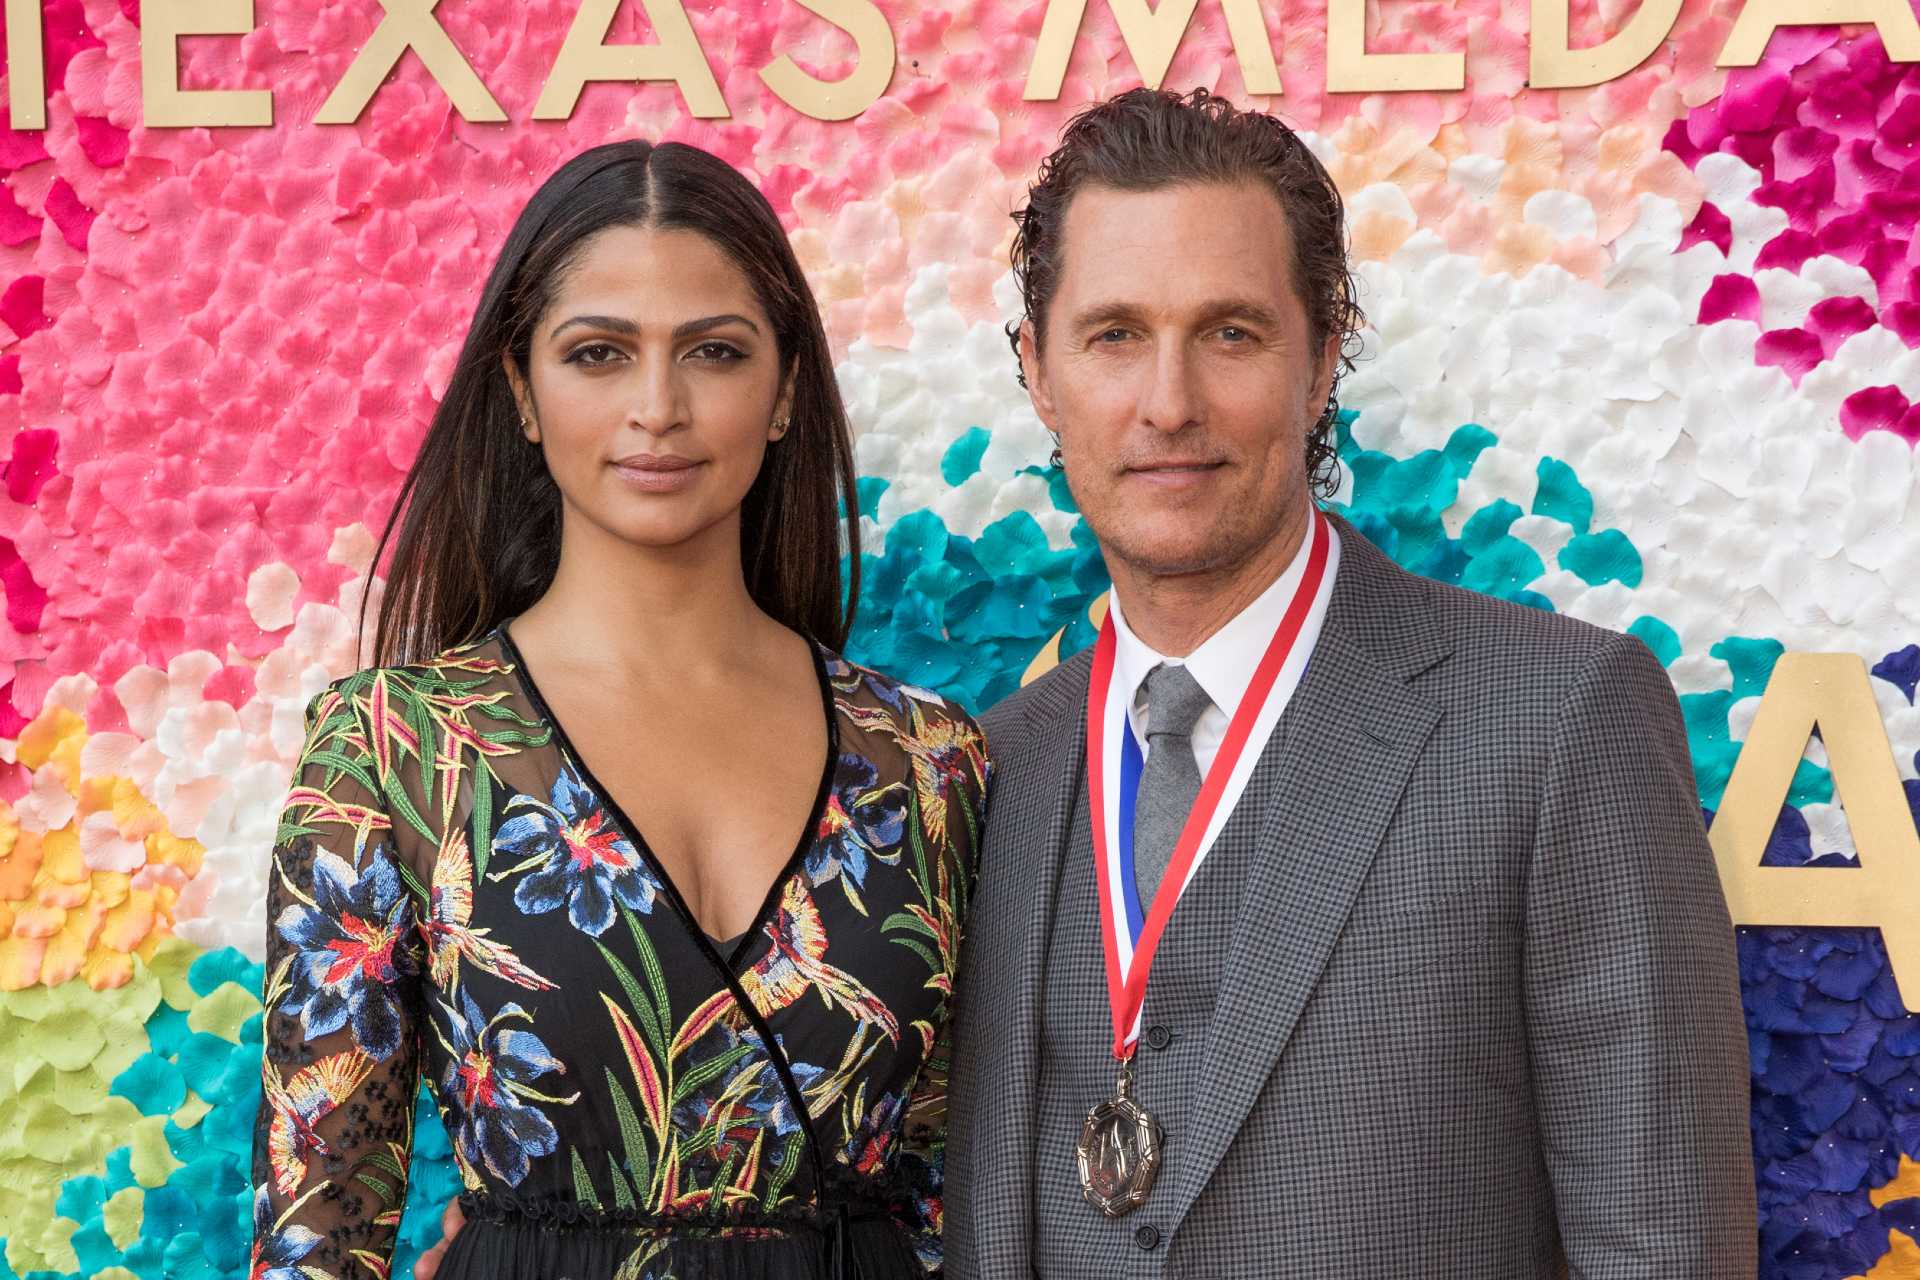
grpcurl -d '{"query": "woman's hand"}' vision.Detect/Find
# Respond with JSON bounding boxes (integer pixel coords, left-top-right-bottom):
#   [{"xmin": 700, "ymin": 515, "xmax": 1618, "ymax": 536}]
[{"xmin": 412, "ymin": 1199, "xmax": 465, "ymax": 1280}]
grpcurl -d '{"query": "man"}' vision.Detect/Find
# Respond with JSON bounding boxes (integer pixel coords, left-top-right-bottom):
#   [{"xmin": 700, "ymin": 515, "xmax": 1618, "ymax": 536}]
[{"xmin": 943, "ymin": 87, "xmax": 1755, "ymax": 1277}]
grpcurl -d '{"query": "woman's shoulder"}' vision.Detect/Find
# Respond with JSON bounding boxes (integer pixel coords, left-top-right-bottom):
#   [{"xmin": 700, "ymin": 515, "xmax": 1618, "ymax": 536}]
[
  {"xmin": 302, "ymin": 632, "xmax": 518, "ymax": 724},
  {"xmin": 820, "ymin": 649, "xmax": 986, "ymax": 746}
]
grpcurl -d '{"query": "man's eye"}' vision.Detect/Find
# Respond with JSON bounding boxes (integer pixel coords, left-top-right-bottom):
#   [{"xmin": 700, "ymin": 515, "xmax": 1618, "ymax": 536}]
[
  {"xmin": 564, "ymin": 342, "xmax": 624, "ymax": 366},
  {"xmin": 1095, "ymin": 328, "xmax": 1131, "ymax": 343},
  {"xmin": 1220, "ymin": 326, "xmax": 1251, "ymax": 342}
]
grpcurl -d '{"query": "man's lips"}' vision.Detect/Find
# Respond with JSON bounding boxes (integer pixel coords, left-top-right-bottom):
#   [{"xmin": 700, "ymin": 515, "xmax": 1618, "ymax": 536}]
[{"xmin": 1125, "ymin": 460, "xmax": 1227, "ymax": 476}]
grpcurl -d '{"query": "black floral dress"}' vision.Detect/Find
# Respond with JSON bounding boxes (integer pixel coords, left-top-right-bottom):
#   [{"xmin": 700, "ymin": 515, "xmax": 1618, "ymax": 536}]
[{"xmin": 249, "ymin": 625, "xmax": 987, "ymax": 1280}]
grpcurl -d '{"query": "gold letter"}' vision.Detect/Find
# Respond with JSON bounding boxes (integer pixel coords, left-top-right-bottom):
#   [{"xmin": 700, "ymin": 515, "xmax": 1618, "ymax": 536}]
[
  {"xmin": 1325, "ymin": 0, "xmax": 1465, "ymax": 92},
  {"xmin": 1710, "ymin": 653, "xmax": 1920, "ymax": 1005},
  {"xmin": 1718, "ymin": 0, "xmax": 1920, "ymax": 64},
  {"xmin": 141, "ymin": 0, "xmax": 273, "ymax": 127},
  {"xmin": 759, "ymin": 0, "xmax": 895, "ymax": 121},
  {"xmin": 1023, "ymin": 0, "xmax": 1282, "ymax": 101},
  {"xmin": 315, "ymin": 0, "xmax": 506, "ymax": 124},
  {"xmin": 534, "ymin": 0, "xmax": 727, "ymax": 120},
  {"xmin": 7, "ymin": 0, "xmax": 47, "ymax": 130},
  {"xmin": 1531, "ymin": 0, "xmax": 1683, "ymax": 88}
]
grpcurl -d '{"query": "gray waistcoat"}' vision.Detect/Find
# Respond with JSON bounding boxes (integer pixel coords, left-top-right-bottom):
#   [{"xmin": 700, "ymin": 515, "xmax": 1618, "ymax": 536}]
[{"xmin": 1035, "ymin": 770, "xmax": 1270, "ymax": 1277}]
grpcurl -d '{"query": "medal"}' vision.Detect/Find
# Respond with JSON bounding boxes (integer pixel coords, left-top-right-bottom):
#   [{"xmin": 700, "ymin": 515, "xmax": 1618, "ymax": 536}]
[
  {"xmin": 1076, "ymin": 512, "xmax": 1331, "ymax": 1216},
  {"xmin": 1077, "ymin": 1058, "xmax": 1164, "ymax": 1217}
]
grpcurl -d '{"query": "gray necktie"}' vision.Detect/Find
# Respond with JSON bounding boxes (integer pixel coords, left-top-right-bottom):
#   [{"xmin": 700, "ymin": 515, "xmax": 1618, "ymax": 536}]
[{"xmin": 1132, "ymin": 663, "xmax": 1213, "ymax": 908}]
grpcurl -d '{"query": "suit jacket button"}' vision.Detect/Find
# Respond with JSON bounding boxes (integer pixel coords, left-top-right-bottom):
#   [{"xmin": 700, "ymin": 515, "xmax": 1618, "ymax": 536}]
[
  {"xmin": 1134, "ymin": 1224, "xmax": 1161, "ymax": 1250},
  {"xmin": 1145, "ymin": 1024, "xmax": 1173, "ymax": 1051}
]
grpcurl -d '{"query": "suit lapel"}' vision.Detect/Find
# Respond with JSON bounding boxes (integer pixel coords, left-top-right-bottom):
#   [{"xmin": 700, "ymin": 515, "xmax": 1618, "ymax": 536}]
[{"xmin": 1162, "ymin": 518, "xmax": 1450, "ymax": 1226}]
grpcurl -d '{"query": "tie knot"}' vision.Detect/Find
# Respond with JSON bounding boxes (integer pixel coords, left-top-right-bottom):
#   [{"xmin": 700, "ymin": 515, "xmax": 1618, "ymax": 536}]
[{"xmin": 1142, "ymin": 663, "xmax": 1211, "ymax": 741}]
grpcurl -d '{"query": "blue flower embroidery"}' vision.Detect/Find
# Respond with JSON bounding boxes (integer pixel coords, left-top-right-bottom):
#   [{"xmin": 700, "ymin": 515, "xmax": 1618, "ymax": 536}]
[
  {"xmin": 807, "ymin": 754, "xmax": 906, "ymax": 892},
  {"xmin": 494, "ymin": 767, "xmax": 658, "ymax": 936},
  {"xmin": 273, "ymin": 841, "xmax": 419, "ymax": 1060},
  {"xmin": 437, "ymin": 989, "xmax": 569, "ymax": 1188},
  {"xmin": 249, "ymin": 1185, "xmax": 324, "ymax": 1280}
]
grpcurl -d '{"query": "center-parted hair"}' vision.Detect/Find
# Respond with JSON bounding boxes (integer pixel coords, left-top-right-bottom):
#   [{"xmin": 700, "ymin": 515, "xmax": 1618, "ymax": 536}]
[
  {"xmin": 366, "ymin": 140, "xmax": 860, "ymax": 667},
  {"xmin": 1008, "ymin": 87, "xmax": 1364, "ymax": 498}
]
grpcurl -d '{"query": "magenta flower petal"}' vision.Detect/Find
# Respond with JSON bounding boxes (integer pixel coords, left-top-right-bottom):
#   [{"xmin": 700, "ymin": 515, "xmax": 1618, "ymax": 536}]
[
  {"xmin": 1839, "ymin": 385, "xmax": 1913, "ymax": 441},
  {"xmin": 1699, "ymin": 274, "xmax": 1764, "ymax": 325},
  {"xmin": 1681, "ymin": 201, "xmax": 1733, "ymax": 255},
  {"xmin": 1756, "ymin": 328, "xmax": 1824, "ymax": 382},
  {"xmin": 1720, "ymin": 67, "xmax": 1791, "ymax": 133}
]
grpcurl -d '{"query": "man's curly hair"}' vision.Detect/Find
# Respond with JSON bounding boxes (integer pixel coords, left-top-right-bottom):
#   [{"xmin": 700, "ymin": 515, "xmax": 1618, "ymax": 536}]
[{"xmin": 1008, "ymin": 87, "xmax": 1364, "ymax": 499}]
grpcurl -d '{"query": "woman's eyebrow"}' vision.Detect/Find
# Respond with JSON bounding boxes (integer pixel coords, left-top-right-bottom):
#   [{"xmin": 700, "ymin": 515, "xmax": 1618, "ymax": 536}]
[
  {"xmin": 549, "ymin": 314, "xmax": 640, "ymax": 341},
  {"xmin": 546, "ymin": 313, "xmax": 763, "ymax": 341}
]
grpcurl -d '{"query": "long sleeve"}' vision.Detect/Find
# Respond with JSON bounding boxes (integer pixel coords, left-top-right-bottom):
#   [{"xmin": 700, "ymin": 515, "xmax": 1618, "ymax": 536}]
[
  {"xmin": 1524, "ymin": 632, "xmax": 1758, "ymax": 1278},
  {"xmin": 893, "ymin": 1015, "xmax": 952, "ymax": 1276},
  {"xmin": 252, "ymin": 681, "xmax": 428, "ymax": 1280}
]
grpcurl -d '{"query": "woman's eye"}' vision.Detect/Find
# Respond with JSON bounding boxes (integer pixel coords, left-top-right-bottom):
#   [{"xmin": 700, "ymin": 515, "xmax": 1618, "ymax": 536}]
[
  {"xmin": 688, "ymin": 341, "xmax": 746, "ymax": 362},
  {"xmin": 564, "ymin": 341, "xmax": 625, "ymax": 366}
]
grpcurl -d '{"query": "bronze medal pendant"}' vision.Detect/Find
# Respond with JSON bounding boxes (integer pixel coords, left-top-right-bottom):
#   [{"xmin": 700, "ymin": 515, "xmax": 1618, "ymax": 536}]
[{"xmin": 1077, "ymin": 1060, "xmax": 1163, "ymax": 1217}]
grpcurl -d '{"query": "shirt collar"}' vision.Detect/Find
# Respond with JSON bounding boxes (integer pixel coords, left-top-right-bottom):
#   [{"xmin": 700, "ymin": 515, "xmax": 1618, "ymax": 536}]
[{"xmin": 1107, "ymin": 510, "xmax": 1331, "ymax": 721}]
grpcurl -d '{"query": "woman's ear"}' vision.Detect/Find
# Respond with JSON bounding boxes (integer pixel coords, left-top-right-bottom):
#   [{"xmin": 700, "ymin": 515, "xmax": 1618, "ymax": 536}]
[
  {"xmin": 501, "ymin": 352, "xmax": 539, "ymax": 443},
  {"xmin": 769, "ymin": 365, "xmax": 797, "ymax": 442}
]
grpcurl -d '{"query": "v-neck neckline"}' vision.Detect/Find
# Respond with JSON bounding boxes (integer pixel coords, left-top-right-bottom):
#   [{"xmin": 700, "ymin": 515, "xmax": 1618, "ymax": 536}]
[{"xmin": 491, "ymin": 619, "xmax": 842, "ymax": 975}]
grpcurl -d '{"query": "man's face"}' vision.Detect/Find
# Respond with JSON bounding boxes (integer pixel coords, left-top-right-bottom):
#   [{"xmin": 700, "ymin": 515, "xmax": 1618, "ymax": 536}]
[{"xmin": 1021, "ymin": 181, "xmax": 1337, "ymax": 581}]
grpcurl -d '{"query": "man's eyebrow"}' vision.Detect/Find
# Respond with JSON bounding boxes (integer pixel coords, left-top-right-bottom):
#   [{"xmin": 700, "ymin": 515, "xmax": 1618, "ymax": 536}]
[
  {"xmin": 1064, "ymin": 299, "xmax": 1287, "ymax": 330},
  {"xmin": 1195, "ymin": 298, "xmax": 1286, "ymax": 329},
  {"xmin": 1067, "ymin": 301, "xmax": 1149, "ymax": 330}
]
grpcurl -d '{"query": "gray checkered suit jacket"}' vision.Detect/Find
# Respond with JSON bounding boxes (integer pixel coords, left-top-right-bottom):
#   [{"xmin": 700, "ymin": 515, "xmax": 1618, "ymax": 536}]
[{"xmin": 946, "ymin": 511, "xmax": 1756, "ymax": 1278}]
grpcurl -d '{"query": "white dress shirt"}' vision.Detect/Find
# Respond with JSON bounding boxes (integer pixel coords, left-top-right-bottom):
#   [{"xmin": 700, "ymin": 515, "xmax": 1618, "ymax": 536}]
[{"xmin": 1098, "ymin": 512, "xmax": 1341, "ymax": 967}]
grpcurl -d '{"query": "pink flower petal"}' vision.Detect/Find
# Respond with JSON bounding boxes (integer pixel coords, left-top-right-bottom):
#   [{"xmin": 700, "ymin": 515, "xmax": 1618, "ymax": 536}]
[
  {"xmin": 74, "ymin": 117, "xmax": 128, "ymax": 168},
  {"xmin": 0, "ymin": 276, "xmax": 48, "ymax": 339},
  {"xmin": 0, "ymin": 184, "xmax": 40, "ymax": 248},
  {"xmin": 5, "ymin": 429, "xmax": 59, "ymax": 503},
  {"xmin": 0, "ymin": 535, "xmax": 48, "ymax": 632},
  {"xmin": 43, "ymin": 179, "xmax": 93, "ymax": 252}
]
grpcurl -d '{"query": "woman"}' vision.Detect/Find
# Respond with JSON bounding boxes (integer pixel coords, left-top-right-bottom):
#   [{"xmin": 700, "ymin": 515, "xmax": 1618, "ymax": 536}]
[{"xmin": 250, "ymin": 140, "xmax": 987, "ymax": 1280}]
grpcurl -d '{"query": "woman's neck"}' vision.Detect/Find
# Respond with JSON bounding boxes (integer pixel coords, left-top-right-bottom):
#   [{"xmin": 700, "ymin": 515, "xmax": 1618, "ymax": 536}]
[{"xmin": 510, "ymin": 513, "xmax": 785, "ymax": 682}]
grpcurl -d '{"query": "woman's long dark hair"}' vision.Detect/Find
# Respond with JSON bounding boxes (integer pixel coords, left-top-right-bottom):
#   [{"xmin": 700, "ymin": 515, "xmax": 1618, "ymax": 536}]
[{"xmin": 364, "ymin": 140, "xmax": 861, "ymax": 667}]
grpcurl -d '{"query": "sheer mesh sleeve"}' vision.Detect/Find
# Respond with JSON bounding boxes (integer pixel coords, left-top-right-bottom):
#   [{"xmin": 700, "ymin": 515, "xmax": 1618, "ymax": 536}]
[
  {"xmin": 894, "ymin": 1014, "xmax": 953, "ymax": 1276},
  {"xmin": 251, "ymin": 681, "xmax": 428, "ymax": 1280}
]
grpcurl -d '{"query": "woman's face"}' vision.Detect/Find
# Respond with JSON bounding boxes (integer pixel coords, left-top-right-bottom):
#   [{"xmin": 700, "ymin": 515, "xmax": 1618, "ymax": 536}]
[{"xmin": 506, "ymin": 223, "xmax": 790, "ymax": 558}]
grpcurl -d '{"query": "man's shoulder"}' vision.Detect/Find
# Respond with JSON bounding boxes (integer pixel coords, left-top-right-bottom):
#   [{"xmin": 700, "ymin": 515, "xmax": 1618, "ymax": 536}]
[
  {"xmin": 1398, "ymin": 569, "xmax": 1665, "ymax": 712},
  {"xmin": 979, "ymin": 648, "xmax": 1092, "ymax": 767}
]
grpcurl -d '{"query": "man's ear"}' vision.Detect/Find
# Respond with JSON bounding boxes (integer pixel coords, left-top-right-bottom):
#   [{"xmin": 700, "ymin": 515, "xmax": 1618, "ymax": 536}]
[
  {"xmin": 1019, "ymin": 320, "xmax": 1058, "ymax": 431},
  {"xmin": 1310, "ymin": 331, "xmax": 1341, "ymax": 422},
  {"xmin": 502, "ymin": 352, "xmax": 539, "ymax": 443}
]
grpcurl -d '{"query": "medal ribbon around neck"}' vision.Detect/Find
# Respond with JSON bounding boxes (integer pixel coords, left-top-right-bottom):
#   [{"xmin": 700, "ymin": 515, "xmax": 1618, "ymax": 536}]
[{"xmin": 1085, "ymin": 511, "xmax": 1331, "ymax": 1062}]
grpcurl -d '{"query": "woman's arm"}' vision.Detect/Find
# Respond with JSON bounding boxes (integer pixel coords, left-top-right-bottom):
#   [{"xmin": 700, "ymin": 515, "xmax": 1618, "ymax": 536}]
[{"xmin": 252, "ymin": 682, "xmax": 428, "ymax": 1280}]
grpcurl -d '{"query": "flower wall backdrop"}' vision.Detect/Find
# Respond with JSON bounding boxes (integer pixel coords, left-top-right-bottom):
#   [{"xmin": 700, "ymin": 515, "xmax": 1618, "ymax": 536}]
[{"xmin": 1, "ymin": 0, "xmax": 1919, "ymax": 1275}]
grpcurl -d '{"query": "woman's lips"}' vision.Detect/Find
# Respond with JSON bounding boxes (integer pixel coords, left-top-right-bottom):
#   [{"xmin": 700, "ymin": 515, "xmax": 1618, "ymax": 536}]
[{"xmin": 611, "ymin": 455, "xmax": 705, "ymax": 493}]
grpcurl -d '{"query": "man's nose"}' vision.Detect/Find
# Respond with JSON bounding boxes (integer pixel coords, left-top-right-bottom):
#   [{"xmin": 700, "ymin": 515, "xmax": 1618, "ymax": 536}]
[{"xmin": 1138, "ymin": 340, "xmax": 1200, "ymax": 436}]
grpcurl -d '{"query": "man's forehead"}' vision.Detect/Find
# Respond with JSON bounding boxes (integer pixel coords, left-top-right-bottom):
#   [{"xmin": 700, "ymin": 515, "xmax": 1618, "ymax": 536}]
[{"xmin": 1051, "ymin": 180, "xmax": 1298, "ymax": 311}]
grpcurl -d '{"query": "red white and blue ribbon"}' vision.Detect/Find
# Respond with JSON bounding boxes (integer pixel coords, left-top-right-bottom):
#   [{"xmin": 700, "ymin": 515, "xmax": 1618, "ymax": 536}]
[{"xmin": 1085, "ymin": 510, "xmax": 1332, "ymax": 1061}]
